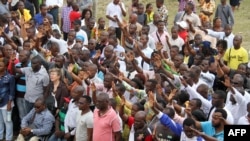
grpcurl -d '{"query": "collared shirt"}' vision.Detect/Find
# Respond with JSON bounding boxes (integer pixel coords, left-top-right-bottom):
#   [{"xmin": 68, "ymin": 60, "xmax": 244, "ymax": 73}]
[
  {"xmin": 64, "ymin": 99, "xmax": 79, "ymax": 134},
  {"xmin": 93, "ymin": 107, "xmax": 121, "ymax": 141},
  {"xmin": 21, "ymin": 108, "xmax": 55, "ymax": 136},
  {"xmin": 0, "ymin": 72, "xmax": 15, "ymax": 108},
  {"xmin": 21, "ymin": 67, "xmax": 50, "ymax": 103},
  {"xmin": 151, "ymin": 31, "xmax": 170, "ymax": 52},
  {"xmin": 207, "ymin": 29, "xmax": 234, "ymax": 48},
  {"xmin": 61, "ymin": 6, "xmax": 72, "ymax": 33},
  {"xmin": 34, "ymin": 13, "xmax": 53, "ymax": 27}
]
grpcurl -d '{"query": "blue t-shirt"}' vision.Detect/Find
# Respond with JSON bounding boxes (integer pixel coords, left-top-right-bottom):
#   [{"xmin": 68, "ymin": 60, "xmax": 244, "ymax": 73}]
[{"xmin": 200, "ymin": 121, "xmax": 224, "ymax": 141}]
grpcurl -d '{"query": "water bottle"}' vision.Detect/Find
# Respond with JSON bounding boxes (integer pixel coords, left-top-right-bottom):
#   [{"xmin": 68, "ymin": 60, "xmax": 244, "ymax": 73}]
[{"xmin": 6, "ymin": 111, "xmax": 11, "ymax": 122}]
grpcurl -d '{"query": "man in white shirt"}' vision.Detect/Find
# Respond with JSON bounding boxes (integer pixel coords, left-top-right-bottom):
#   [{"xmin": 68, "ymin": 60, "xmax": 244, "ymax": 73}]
[
  {"xmin": 205, "ymin": 24, "xmax": 234, "ymax": 48},
  {"xmin": 200, "ymin": 59, "xmax": 215, "ymax": 89},
  {"xmin": 75, "ymin": 95, "xmax": 93, "ymax": 141},
  {"xmin": 64, "ymin": 86, "xmax": 85, "ymax": 140},
  {"xmin": 45, "ymin": 0, "xmax": 63, "ymax": 24},
  {"xmin": 237, "ymin": 102, "xmax": 250, "ymax": 125},
  {"xmin": 106, "ymin": 0, "xmax": 126, "ymax": 40}
]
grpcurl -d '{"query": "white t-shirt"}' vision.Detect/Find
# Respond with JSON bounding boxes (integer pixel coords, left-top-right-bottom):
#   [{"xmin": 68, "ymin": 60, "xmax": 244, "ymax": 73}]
[
  {"xmin": 106, "ymin": 2, "xmax": 126, "ymax": 27},
  {"xmin": 75, "ymin": 110, "xmax": 94, "ymax": 141}
]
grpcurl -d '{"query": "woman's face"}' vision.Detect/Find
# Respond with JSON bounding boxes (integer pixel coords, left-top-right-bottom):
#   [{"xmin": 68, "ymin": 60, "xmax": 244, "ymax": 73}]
[
  {"xmin": 85, "ymin": 11, "xmax": 91, "ymax": 19},
  {"xmin": 50, "ymin": 71, "xmax": 61, "ymax": 82},
  {"xmin": 214, "ymin": 18, "xmax": 222, "ymax": 27}
]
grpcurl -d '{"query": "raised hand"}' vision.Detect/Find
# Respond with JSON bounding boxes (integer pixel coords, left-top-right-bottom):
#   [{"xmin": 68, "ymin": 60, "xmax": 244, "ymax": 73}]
[
  {"xmin": 221, "ymin": 75, "xmax": 231, "ymax": 88},
  {"xmin": 90, "ymin": 83, "xmax": 96, "ymax": 92},
  {"xmin": 156, "ymin": 42, "xmax": 163, "ymax": 51},
  {"xmin": 94, "ymin": 50, "xmax": 101, "ymax": 59}
]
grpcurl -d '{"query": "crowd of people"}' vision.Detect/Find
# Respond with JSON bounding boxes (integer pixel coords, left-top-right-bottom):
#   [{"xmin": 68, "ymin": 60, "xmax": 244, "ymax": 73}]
[{"xmin": 0, "ymin": 0, "xmax": 249, "ymax": 141}]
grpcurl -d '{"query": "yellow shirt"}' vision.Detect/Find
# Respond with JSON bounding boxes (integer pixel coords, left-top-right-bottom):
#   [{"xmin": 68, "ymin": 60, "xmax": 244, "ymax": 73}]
[
  {"xmin": 223, "ymin": 47, "xmax": 249, "ymax": 70},
  {"xmin": 18, "ymin": 9, "xmax": 32, "ymax": 22},
  {"xmin": 146, "ymin": 12, "xmax": 154, "ymax": 24}
]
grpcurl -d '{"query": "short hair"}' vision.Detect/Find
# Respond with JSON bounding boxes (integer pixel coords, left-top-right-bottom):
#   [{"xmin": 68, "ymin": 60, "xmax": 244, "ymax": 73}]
[
  {"xmin": 183, "ymin": 117, "xmax": 195, "ymax": 126},
  {"xmin": 214, "ymin": 108, "xmax": 227, "ymax": 119},
  {"xmin": 171, "ymin": 45, "xmax": 180, "ymax": 52},
  {"xmin": 186, "ymin": 2, "xmax": 194, "ymax": 10},
  {"xmin": 213, "ymin": 90, "xmax": 227, "ymax": 100},
  {"xmin": 82, "ymin": 95, "xmax": 92, "ymax": 104},
  {"xmin": 133, "ymin": 102, "xmax": 145, "ymax": 111},
  {"xmin": 147, "ymin": 79, "xmax": 158, "ymax": 88},
  {"xmin": 192, "ymin": 98, "xmax": 202, "ymax": 108},
  {"xmin": 163, "ymin": 107, "xmax": 175, "ymax": 119},
  {"xmin": 191, "ymin": 109, "xmax": 206, "ymax": 121},
  {"xmin": 40, "ymin": 3, "xmax": 46, "ymax": 9},
  {"xmin": 35, "ymin": 96, "xmax": 46, "ymax": 105},
  {"xmin": 178, "ymin": 90, "xmax": 190, "ymax": 104},
  {"xmin": 115, "ymin": 83, "xmax": 126, "ymax": 94}
]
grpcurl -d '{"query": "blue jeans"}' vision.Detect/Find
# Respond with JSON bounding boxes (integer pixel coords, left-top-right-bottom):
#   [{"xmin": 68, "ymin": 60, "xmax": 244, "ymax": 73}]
[
  {"xmin": 49, "ymin": 7, "xmax": 59, "ymax": 24},
  {"xmin": 25, "ymin": 100, "xmax": 34, "ymax": 112},
  {"xmin": 0, "ymin": 109, "xmax": 13, "ymax": 140},
  {"xmin": 16, "ymin": 98, "xmax": 29, "ymax": 119},
  {"xmin": 48, "ymin": 134, "xmax": 66, "ymax": 141}
]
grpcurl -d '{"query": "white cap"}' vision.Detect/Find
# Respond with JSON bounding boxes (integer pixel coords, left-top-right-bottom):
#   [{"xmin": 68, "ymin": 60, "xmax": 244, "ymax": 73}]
[{"xmin": 176, "ymin": 21, "xmax": 189, "ymax": 30}]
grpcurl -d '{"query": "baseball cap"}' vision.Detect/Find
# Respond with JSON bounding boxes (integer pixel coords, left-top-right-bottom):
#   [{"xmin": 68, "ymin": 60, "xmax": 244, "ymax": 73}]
[{"xmin": 176, "ymin": 21, "xmax": 189, "ymax": 30}]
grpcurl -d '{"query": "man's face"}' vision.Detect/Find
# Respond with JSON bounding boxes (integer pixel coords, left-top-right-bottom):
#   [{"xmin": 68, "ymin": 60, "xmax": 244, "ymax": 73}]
[
  {"xmin": 173, "ymin": 56, "xmax": 183, "ymax": 68},
  {"xmin": 54, "ymin": 57, "xmax": 64, "ymax": 68},
  {"xmin": 18, "ymin": 51, "xmax": 28, "ymax": 63},
  {"xmin": 104, "ymin": 47, "xmax": 113, "ymax": 58},
  {"xmin": 212, "ymin": 112, "xmax": 222, "ymax": 128},
  {"xmin": 95, "ymin": 95, "xmax": 108, "ymax": 110},
  {"xmin": 211, "ymin": 94, "xmax": 222, "ymax": 107},
  {"xmin": 183, "ymin": 125, "xmax": 195, "ymax": 138},
  {"xmin": 104, "ymin": 75, "xmax": 113, "ymax": 88},
  {"xmin": 68, "ymin": 31, "xmax": 76, "ymax": 41},
  {"xmin": 233, "ymin": 36, "xmax": 242, "ymax": 47},
  {"xmin": 78, "ymin": 97, "xmax": 89, "ymax": 111},
  {"xmin": 40, "ymin": 6, "xmax": 47, "ymax": 15},
  {"xmin": 134, "ymin": 114, "xmax": 145, "ymax": 130},
  {"xmin": 200, "ymin": 60, "xmax": 209, "ymax": 72},
  {"xmin": 34, "ymin": 102, "xmax": 45, "ymax": 113},
  {"xmin": 189, "ymin": 100, "xmax": 198, "ymax": 111},
  {"xmin": 31, "ymin": 59, "xmax": 40, "ymax": 72}
]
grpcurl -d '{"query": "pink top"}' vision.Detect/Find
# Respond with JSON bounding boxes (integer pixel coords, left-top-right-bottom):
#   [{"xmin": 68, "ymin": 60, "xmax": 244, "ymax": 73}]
[{"xmin": 93, "ymin": 107, "xmax": 121, "ymax": 141}]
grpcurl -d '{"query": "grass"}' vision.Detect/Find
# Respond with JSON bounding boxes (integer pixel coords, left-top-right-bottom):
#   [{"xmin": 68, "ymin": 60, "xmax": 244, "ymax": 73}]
[{"xmin": 95, "ymin": 0, "xmax": 250, "ymax": 50}]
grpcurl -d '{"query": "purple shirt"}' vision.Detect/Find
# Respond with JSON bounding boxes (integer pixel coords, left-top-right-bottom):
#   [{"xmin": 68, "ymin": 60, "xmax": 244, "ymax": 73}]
[
  {"xmin": 61, "ymin": 6, "xmax": 72, "ymax": 33},
  {"xmin": 178, "ymin": 0, "xmax": 196, "ymax": 13}
]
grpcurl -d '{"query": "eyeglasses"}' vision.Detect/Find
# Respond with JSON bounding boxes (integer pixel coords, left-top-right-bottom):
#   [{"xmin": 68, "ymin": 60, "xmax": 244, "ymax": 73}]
[
  {"xmin": 231, "ymin": 81, "xmax": 239, "ymax": 85},
  {"xmin": 34, "ymin": 105, "xmax": 41, "ymax": 109}
]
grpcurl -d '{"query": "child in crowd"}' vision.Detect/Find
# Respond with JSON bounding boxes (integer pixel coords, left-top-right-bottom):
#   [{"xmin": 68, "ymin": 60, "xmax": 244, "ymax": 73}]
[
  {"xmin": 92, "ymin": 17, "xmax": 106, "ymax": 40},
  {"xmin": 145, "ymin": 3, "xmax": 154, "ymax": 24},
  {"xmin": 69, "ymin": 2, "xmax": 81, "ymax": 29},
  {"xmin": 137, "ymin": 3, "xmax": 147, "ymax": 26}
]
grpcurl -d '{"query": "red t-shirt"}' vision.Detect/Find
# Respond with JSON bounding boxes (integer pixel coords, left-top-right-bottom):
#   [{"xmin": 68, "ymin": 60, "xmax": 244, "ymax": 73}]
[
  {"xmin": 178, "ymin": 30, "xmax": 188, "ymax": 42},
  {"xmin": 69, "ymin": 11, "xmax": 81, "ymax": 28}
]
